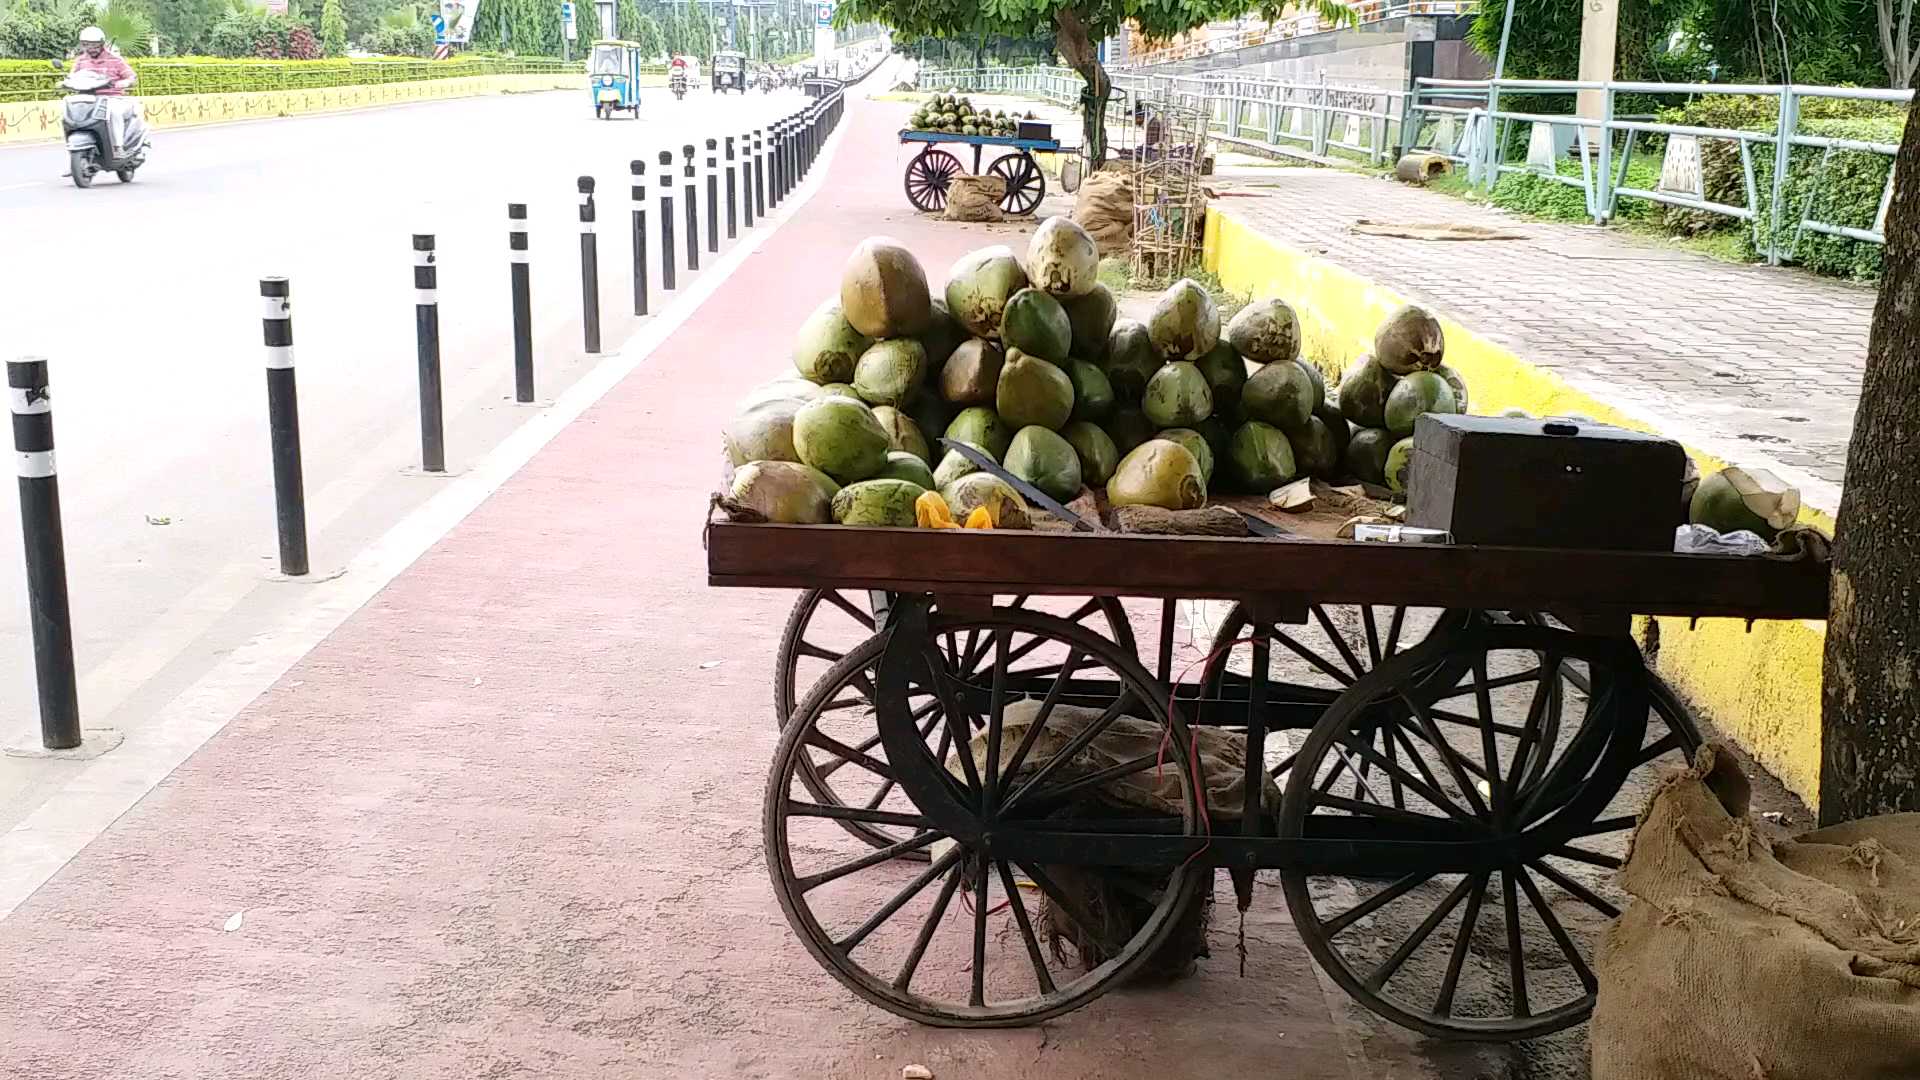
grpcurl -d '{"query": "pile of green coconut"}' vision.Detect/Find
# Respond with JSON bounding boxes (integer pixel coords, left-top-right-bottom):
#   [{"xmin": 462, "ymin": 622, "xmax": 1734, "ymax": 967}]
[
  {"xmin": 909, "ymin": 94, "xmax": 1021, "ymax": 137},
  {"xmin": 722, "ymin": 215, "xmax": 1474, "ymax": 528}
]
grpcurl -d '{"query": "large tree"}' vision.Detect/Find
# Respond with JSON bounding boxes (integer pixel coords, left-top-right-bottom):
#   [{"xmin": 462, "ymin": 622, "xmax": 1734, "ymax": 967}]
[
  {"xmin": 833, "ymin": 0, "xmax": 1344, "ymax": 167},
  {"xmin": 1820, "ymin": 90, "xmax": 1920, "ymax": 825}
]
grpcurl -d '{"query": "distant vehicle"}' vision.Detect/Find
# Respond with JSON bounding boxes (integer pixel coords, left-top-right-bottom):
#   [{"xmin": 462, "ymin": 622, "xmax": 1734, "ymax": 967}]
[
  {"xmin": 711, "ymin": 50, "xmax": 746, "ymax": 94},
  {"xmin": 588, "ymin": 39, "xmax": 643, "ymax": 119},
  {"xmin": 59, "ymin": 68, "xmax": 148, "ymax": 187}
]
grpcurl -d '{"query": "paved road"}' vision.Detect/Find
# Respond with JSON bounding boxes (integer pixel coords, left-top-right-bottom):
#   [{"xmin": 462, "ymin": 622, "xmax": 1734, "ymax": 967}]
[{"xmin": 0, "ymin": 83, "xmax": 808, "ymax": 826}]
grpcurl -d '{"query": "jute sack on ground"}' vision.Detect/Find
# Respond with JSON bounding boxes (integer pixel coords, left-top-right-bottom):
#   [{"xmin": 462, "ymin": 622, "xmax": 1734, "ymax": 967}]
[
  {"xmin": 943, "ymin": 174, "xmax": 1004, "ymax": 222},
  {"xmin": 1072, "ymin": 169, "xmax": 1133, "ymax": 256},
  {"xmin": 1592, "ymin": 745, "xmax": 1920, "ymax": 1080}
]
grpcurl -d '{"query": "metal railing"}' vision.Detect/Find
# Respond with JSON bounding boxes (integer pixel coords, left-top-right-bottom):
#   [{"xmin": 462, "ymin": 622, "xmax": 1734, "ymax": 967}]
[
  {"xmin": 1406, "ymin": 77, "xmax": 1908, "ymax": 262},
  {"xmin": 0, "ymin": 57, "xmax": 582, "ymax": 104},
  {"xmin": 1117, "ymin": 1, "xmax": 1478, "ymax": 70}
]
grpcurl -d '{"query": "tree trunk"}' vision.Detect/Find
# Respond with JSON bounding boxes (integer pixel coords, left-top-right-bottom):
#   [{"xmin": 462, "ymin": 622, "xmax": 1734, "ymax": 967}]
[
  {"xmin": 1054, "ymin": 9, "xmax": 1109, "ymax": 170},
  {"xmin": 1819, "ymin": 90, "xmax": 1920, "ymax": 826}
]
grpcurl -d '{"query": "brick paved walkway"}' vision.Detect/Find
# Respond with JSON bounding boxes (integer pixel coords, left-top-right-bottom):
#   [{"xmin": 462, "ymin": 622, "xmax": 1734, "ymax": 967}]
[{"xmin": 1213, "ymin": 167, "xmax": 1872, "ymax": 511}]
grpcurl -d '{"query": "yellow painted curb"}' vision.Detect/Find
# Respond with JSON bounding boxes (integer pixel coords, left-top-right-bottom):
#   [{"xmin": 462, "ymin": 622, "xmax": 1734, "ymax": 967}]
[
  {"xmin": 0, "ymin": 73, "xmax": 596, "ymax": 146},
  {"xmin": 1203, "ymin": 205, "xmax": 1828, "ymax": 807}
]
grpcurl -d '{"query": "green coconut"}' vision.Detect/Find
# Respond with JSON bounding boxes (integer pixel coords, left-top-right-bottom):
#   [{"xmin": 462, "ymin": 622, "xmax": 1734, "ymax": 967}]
[
  {"xmin": 1157, "ymin": 427, "xmax": 1215, "ymax": 487},
  {"xmin": 1337, "ymin": 356, "xmax": 1394, "ymax": 430},
  {"xmin": 1384, "ymin": 436, "xmax": 1416, "ymax": 495},
  {"xmin": 1000, "ymin": 287, "xmax": 1073, "ymax": 363},
  {"xmin": 852, "ymin": 338, "xmax": 928, "ymax": 408},
  {"xmin": 1195, "ymin": 341, "xmax": 1250, "ymax": 417},
  {"xmin": 727, "ymin": 461, "xmax": 837, "ymax": 523},
  {"xmin": 1224, "ymin": 297, "xmax": 1301, "ymax": 364},
  {"xmin": 818, "ymin": 382, "xmax": 862, "ymax": 400},
  {"xmin": 1061, "ymin": 421, "xmax": 1121, "ymax": 487},
  {"xmin": 793, "ymin": 396, "xmax": 891, "ymax": 484},
  {"xmin": 940, "ymin": 339, "xmax": 1005, "ymax": 406},
  {"xmin": 933, "ymin": 439, "xmax": 994, "ymax": 489},
  {"xmin": 792, "ymin": 300, "xmax": 873, "ymax": 384},
  {"xmin": 941, "ymin": 471, "xmax": 1031, "ymax": 529},
  {"xmin": 1690, "ymin": 466, "xmax": 1800, "ymax": 540},
  {"xmin": 1384, "ymin": 370, "xmax": 1459, "ymax": 436},
  {"xmin": 1142, "ymin": 362, "xmax": 1214, "ymax": 428},
  {"xmin": 1225, "ymin": 421, "xmax": 1298, "ymax": 493},
  {"xmin": 840, "ymin": 237, "xmax": 932, "ymax": 339},
  {"xmin": 1067, "ymin": 360, "xmax": 1115, "ymax": 423},
  {"xmin": 1004, "ymin": 425, "xmax": 1084, "ymax": 501},
  {"xmin": 1103, "ymin": 319, "xmax": 1161, "ymax": 402},
  {"xmin": 1194, "ymin": 415, "xmax": 1234, "ymax": 459},
  {"xmin": 831, "ymin": 478, "xmax": 927, "ymax": 526},
  {"xmin": 1242, "ymin": 360, "xmax": 1317, "ymax": 435},
  {"xmin": 944, "ymin": 406, "xmax": 1014, "ymax": 461},
  {"xmin": 996, "ymin": 351, "xmax": 1076, "ymax": 431},
  {"xmin": 1147, "ymin": 278, "xmax": 1222, "ymax": 360},
  {"xmin": 870, "ymin": 406, "xmax": 930, "ymax": 464},
  {"xmin": 1062, "ymin": 283, "xmax": 1118, "ymax": 361},
  {"xmin": 1315, "ymin": 403, "xmax": 1352, "ymax": 475},
  {"xmin": 723, "ymin": 398, "xmax": 801, "ymax": 467},
  {"xmin": 944, "ymin": 246, "xmax": 1030, "ymax": 339},
  {"xmin": 735, "ymin": 376, "xmax": 821, "ymax": 413},
  {"xmin": 873, "ymin": 450, "xmax": 937, "ymax": 490},
  {"xmin": 1436, "ymin": 364, "xmax": 1470, "ymax": 413},
  {"xmin": 1374, "ymin": 304, "xmax": 1445, "ymax": 375},
  {"xmin": 1291, "ymin": 416, "xmax": 1342, "ymax": 479},
  {"xmin": 915, "ymin": 297, "xmax": 967, "ymax": 371},
  {"xmin": 1107, "ymin": 439, "xmax": 1206, "ymax": 510},
  {"xmin": 907, "ymin": 394, "xmax": 952, "ymax": 448},
  {"xmin": 1103, "ymin": 406, "xmax": 1157, "ymax": 458},
  {"xmin": 1346, "ymin": 427, "xmax": 1396, "ymax": 486},
  {"xmin": 1296, "ymin": 360, "xmax": 1327, "ymax": 415},
  {"xmin": 1026, "ymin": 215, "xmax": 1100, "ymax": 298}
]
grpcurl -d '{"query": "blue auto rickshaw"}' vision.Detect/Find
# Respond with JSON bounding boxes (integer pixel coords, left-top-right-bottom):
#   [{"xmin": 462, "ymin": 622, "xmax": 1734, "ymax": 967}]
[{"xmin": 589, "ymin": 39, "xmax": 643, "ymax": 119}]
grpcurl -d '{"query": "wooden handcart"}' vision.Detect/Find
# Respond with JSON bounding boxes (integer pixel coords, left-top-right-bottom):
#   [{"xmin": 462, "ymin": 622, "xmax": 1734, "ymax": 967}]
[
  {"xmin": 709, "ymin": 521, "xmax": 1828, "ymax": 1039},
  {"xmin": 899, "ymin": 130, "xmax": 1061, "ymax": 217}
]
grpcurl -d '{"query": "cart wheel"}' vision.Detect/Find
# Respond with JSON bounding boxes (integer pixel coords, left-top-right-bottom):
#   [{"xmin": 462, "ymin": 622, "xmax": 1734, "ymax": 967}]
[
  {"xmin": 765, "ymin": 605, "xmax": 1206, "ymax": 1027},
  {"xmin": 988, "ymin": 152, "xmax": 1045, "ymax": 216},
  {"xmin": 775, "ymin": 590, "xmax": 1135, "ymax": 853},
  {"xmin": 904, "ymin": 149, "xmax": 963, "ymax": 212},
  {"xmin": 1277, "ymin": 622, "xmax": 1684, "ymax": 1042}
]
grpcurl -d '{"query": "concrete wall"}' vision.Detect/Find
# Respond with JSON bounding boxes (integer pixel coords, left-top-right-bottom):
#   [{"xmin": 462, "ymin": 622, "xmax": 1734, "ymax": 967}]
[{"xmin": 1130, "ymin": 16, "xmax": 1489, "ymax": 93}]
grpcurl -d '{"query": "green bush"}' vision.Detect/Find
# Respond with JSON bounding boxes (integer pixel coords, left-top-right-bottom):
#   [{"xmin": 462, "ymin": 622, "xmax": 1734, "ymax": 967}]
[
  {"xmin": 1488, "ymin": 157, "xmax": 1662, "ymax": 223},
  {"xmin": 0, "ymin": 55, "xmax": 579, "ymax": 101},
  {"xmin": 361, "ymin": 23, "xmax": 433, "ymax": 57}
]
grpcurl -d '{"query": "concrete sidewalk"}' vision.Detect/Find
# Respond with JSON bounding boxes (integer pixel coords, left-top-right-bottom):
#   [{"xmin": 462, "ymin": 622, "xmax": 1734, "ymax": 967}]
[
  {"xmin": 1209, "ymin": 166, "xmax": 1871, "ymax": 514},
  {"xmin": 0, "ymin": 92, "xmax": 1517, "ymax": 1080}
]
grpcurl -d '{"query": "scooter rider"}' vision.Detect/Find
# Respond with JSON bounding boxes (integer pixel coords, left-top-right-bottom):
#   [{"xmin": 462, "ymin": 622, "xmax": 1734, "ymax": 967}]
[{"xmin": 72, "ymin": 27, "xmax": 135, "ymax": 93}]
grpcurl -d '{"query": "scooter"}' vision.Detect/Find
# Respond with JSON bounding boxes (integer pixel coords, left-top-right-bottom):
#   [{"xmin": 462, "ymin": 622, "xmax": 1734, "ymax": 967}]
[
  {"xmin": 669, "ymin": 69, "xmax": 688, "ymax": 100},
  {"xmin": 58, "ymin": 68, "xmax": 148, "ymax": 188}
]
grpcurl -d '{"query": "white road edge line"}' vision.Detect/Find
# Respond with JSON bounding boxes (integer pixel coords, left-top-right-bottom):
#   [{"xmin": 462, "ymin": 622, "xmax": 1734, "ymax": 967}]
[{"xmin": 0, "ymin": 99, "xmax": 853, "ymax": 922}]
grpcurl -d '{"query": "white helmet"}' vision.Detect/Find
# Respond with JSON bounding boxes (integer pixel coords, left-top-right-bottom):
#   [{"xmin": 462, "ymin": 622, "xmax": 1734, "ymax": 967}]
[{"xmin": 78, "ymin": 26, "xmax": 106, "ymax": 44}]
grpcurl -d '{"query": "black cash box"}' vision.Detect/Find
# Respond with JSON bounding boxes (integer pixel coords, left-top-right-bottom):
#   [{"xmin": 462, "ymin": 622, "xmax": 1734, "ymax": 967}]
[
  {"xmin": 1016, "ymin": 120, "xmax": 1053, "ymax": 141},
  {"xmin": 1406, "ymin": 414, "xmax": 1686, "ymax": 552}
]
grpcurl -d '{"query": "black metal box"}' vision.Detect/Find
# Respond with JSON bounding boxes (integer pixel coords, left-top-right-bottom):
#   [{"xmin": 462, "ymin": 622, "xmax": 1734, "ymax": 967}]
[
  {"xmin": 1017, "ymin": 120, "xmax": 1053, "ymax": 141},
  {"xmin": 1406, "ymin": 414, "xmax": 1686, "ymax": 551}
]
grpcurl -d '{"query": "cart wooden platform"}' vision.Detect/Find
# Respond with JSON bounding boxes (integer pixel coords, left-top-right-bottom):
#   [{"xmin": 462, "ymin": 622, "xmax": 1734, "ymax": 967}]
[
  {"xmin": 898, "ymin": 129, "xmax": 1062, "ymax": 217},
  {"xmin": 708, "ymin": 521, "xmax": 1828, "ymax": 1039}
]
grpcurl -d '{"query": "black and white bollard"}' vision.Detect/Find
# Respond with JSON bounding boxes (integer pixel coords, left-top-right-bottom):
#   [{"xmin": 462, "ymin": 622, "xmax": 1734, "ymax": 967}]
[
  {"xmin": 509, "ymin": 203, "xmax": 534, "ymax": 403},
  {"xmin": 577, "ymin": 176, "xmax": 601, "ymax": 355},
  {"xmin": 412, "ymin": 234, "xmax": 445, "ymax": 473},
  {"xmin": 630, "ymin": 159, "xmax": 649, "ymax": 316},
  {"xmin": 657, "ymin": 151, "xmax": 677, "ymax": 292},
  {"xmin": 681, "ymin": 143, "xmax": 699, "ymax": 272},
  {"xmin": 776, "ymin": 119, "xmax": 790, "ymax": 201},
  {"xmin": 259, "ymin": 278, "xmax": 309, "ymax": 577},
  {"xmin": 8, "ymin": 357, "xmax": 79, "ymax": 750},
  {"xmin": 754, "ymin": 128, "xmax": 767, "ymax": 218},
  {"xmin": 725, "ymin": 136, "xmax": 739, "ymax": 240},
  {"xmin": 739, "ymin": 131, "xmax": 755, "ymax": 229},
  {"xmin": 705, "ymin": 138, "xmax": 719, "ymax": 254}
]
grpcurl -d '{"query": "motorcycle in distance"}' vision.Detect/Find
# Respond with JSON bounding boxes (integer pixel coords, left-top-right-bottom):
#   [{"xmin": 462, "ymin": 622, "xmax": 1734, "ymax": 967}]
[
  {"xmin": 669, "ymin": 68, "xmax": 688, "ymax": 101},
  {"xmin": 57, "ymin": 65, "xmax": 149, "ymax": 188}
]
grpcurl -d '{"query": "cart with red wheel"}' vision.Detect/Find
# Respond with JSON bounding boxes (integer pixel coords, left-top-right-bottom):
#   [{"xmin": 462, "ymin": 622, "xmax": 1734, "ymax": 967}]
[
  {"xmin": 710, "ymin": 517, "xmax": 1828, "ymax": 1038},
  {"xmin": 899, "ymin": 129, "xmax": 1061, "ymax": 217}
]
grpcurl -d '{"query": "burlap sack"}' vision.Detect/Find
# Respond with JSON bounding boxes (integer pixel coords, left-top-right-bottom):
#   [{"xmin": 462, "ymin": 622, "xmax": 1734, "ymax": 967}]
[
  {"xmin": 1072, "ymin": 169, "xmax": 1133, "ymax": 256},
  {"xmin": 943, "ymin": 174, "xmax": 1005, "ymax": 222},
  {"xmin": 1593, "ymin": 745, "xmax": 1920, "ymax": 1080}
]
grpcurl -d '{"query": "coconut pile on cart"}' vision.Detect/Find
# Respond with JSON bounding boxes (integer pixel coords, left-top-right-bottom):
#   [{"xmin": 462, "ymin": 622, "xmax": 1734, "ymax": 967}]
[{"xmin": 707, "ymin": 215, "xmax": 1830, "ymax": 1039}]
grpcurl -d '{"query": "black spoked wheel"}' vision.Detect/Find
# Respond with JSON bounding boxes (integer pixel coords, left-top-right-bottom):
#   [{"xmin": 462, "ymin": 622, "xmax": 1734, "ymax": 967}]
[
  {"xmin": 1277, "ymin": 622, "xmax": 1692, "ymax": 1041},
  {"xmin": 764, "ymin": 605, "xmax": 1206, "ymax": 1026},
  {"xmin": 904, "ymin": 148, "xmax": 963, "ymax": 212},
  {"xmin": 775, "ymin": 590, "xmax": 1136, "ymax": 854},
  {"xmin": 988, "ymin": 152, "xmax": 1045, "ymax": 216}
]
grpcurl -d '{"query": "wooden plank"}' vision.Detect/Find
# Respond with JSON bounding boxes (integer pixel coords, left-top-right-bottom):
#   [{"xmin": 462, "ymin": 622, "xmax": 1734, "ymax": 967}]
[{"xmin": 705, "ymin": 522, "xmax": 1829, "ymax": 621}]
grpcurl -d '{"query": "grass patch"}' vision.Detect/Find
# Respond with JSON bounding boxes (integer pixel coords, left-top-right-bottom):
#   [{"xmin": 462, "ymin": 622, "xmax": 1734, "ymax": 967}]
[{"xmin": 1102, "ymin": 256, "xmax": 1250, "ymax": 319}]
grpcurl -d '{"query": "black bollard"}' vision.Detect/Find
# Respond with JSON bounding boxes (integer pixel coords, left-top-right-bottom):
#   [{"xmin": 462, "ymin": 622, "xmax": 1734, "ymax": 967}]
[
  {"xmin": 753, "ymin": 128, "xmax": 767, "ymax": 218},
  {"xmin": 681, "ymin": 143, "xmax": 699, "ymax": 272},
  {"xmin": 657, "ymin": 151, "xmax": 677, "ymax": 291},
  {"xmin": 577, "ymin": 176, "xmax": 601, "ymax": 355},
  {"xmin": 739, "ymin": 131, "xmax": 755, "ymax": 229},
  {"xmin": 705, "ymin": 138, "xmax": 719, "ymax": 253},
  {"xmin": 259, "ymin": 278, "xmax": 308, "ymax": 577},
  {"xmin": 630, "ymin": 160, "xmax": 649, "ymax": 316},
  {"xmin": 771, "ymin": 120, "xmax": 785, "ymax": 204},
  {"xmin": 725, "ymin": 136, "xmax": 738, "ymax": 240},
  {"xmin": 412, "ymin": 234, "xmax": 445, "ymax": 473},
  {"xmin": 509, "ymin": 203, "xmax": 534, "ymax": 403},
  {"xmin": 8, "ymin": 357, "xmax": 79, "ymax": 750}
]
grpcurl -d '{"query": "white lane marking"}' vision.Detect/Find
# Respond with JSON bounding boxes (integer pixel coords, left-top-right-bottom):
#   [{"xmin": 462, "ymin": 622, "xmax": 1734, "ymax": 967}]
[{"xmin": 0, "ymin": 105, "xmax": 852, "ymax": 921}]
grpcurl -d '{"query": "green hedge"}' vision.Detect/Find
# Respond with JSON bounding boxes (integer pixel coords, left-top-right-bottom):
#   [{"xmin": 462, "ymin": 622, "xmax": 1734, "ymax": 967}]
[{"xmin": 0, "ymin": 55, "xmax": 579, "ymax": 103}]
